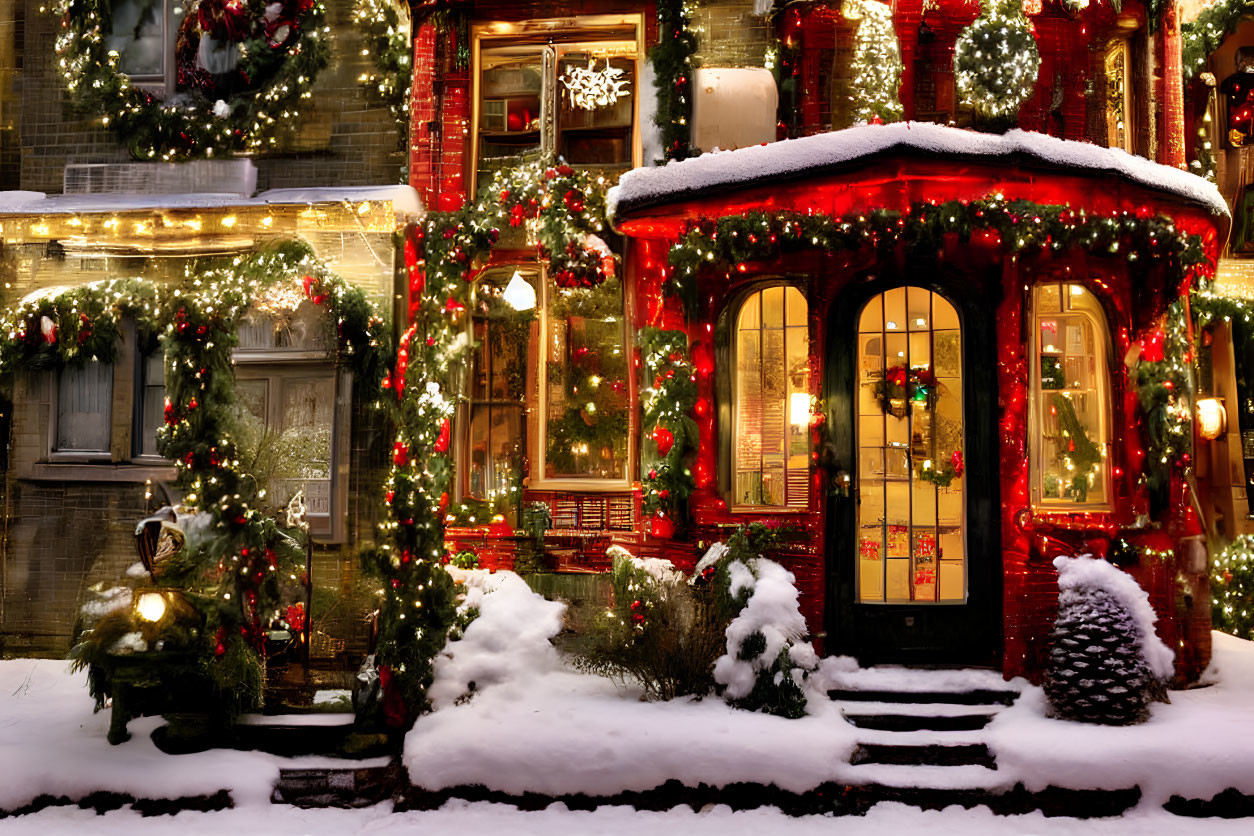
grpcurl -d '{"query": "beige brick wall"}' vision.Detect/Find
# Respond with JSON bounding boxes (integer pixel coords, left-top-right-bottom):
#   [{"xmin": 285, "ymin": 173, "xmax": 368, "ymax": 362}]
[{"xmin": 693, "ymin": 0, "xmax": 771, "ymax": 69}]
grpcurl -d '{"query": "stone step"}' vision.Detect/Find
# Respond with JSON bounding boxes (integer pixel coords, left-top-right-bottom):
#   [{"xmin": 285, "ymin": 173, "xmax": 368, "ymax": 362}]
[
  {"xmin": 271, "ymin": 762, "xmax": 403, "ymax": 808},
  {"xmin": 843, "ymin": 712, "xmax": 997, "ymax": 732},
  {"xmin": 850, "ymin": 742, "xmax": 998, "ymax": 769},
  {"xmin": 829, "ymin": 688, "xmax": 1018, "ymax": 706}
]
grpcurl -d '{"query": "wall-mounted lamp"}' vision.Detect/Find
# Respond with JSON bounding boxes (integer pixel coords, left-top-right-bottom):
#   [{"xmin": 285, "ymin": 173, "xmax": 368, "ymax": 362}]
[{"xmin": 1196, "ymin": 397, "xmax": 1227, "ymax": 441}]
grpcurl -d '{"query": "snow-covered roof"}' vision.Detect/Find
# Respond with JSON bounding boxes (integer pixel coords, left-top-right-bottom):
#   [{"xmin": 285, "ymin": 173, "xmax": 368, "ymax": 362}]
[
  {"xmin": 0, "ymin": 185, "xmax": 424, "ymax": 218},
  {"xmin": 609, "ymin": 123, "xmax": 1229, "ymax": 221}
]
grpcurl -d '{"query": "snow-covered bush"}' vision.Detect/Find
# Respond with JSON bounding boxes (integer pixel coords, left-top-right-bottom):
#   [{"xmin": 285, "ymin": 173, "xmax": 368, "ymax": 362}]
[
  {"xmin": 571, "ymin": 547, "xmax": 727, "ymax": 700},
  {"xmin": 1044, "ymin": 555, "xmax": 1174, "ymax": 725},
  {"xmin": 708, "ymin": 528, "xmax": 820, "ymax": 719},
  {"xmin": 427, "ymin": 568, "xmax": 565, "ymax": 710},
  {"xmin": 1212, "ymin": 535, "xmax": 1254, "ymax": 641}
]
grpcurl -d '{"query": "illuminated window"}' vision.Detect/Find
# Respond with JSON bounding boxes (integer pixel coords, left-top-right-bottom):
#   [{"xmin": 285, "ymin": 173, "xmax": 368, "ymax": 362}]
[
  {"xmin": 464, "ymin": 268, "xmax": 534, "ymax": 522},
  {"xmin": 536, "ymin": 271, "xmax": 630, "ymax": 485},
  {"xmin": 474, "ymin": 17, "xmax": 641, "ymax": 186},
  {"xmin": 856, "ymin": 287, "xmax": 965, "ymax": 604},
  {"xmin": 732, "ymin": 285, "xmax": 810, "ymax": 508},
  {"xmin": 1030, "ymin": 283, "xmax": 1112, "ymax": 508}
]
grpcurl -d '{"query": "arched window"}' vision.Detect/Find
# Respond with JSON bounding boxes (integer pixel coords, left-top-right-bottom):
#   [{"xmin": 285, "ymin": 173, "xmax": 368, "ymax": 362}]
[
  {"xmin": 856, "ymin": 287, "xmax": 965, "ymax": 603},
  {"xmin": 732, "ymin": 285, "xmax": 810, "ymax": 508},
  {"xmin": 1030, "ymin": 283, "xmax": 1112, "ymax": 508}
]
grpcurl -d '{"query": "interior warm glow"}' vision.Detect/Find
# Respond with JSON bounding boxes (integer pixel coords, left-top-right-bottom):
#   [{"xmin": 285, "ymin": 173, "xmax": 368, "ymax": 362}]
[{"xmin": 1197, "ymin": 397, "xmax": 1226, "ymax": 441}]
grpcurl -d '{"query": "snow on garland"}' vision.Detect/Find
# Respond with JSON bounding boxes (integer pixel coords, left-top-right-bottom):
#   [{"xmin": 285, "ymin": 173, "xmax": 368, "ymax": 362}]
[
  {"xmin": 953, "ymin": 0, "xmax": 1040, "ymax": 128},
  {"xmin": 52, "ymin": 0, "xmax": 329, "ymax": 160},
  {"xmin": 1045, "ymin": 555, "xmax": 1174, "ymax": 725}
]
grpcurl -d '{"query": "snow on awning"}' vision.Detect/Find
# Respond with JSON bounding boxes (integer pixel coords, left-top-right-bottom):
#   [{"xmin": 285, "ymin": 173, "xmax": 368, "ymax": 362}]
[{"xmin": 608, "ymin": 123, "xmax": 1230, "ymax": 221}]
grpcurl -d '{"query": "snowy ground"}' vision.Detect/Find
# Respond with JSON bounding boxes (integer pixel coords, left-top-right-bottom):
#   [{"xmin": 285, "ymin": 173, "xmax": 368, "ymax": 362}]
[{"xmin": 3, "ymin": 562, "xmax": 1254, "ymax": 830}]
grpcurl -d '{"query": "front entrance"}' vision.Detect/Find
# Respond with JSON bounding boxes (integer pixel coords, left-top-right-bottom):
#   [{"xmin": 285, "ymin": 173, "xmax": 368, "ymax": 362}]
[{"xmin": 825, "ymin": 274, "xmax": 1001, "ymax": 666}]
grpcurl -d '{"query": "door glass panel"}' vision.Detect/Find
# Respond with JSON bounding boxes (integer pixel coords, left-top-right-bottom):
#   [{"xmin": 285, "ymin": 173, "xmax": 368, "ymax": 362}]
[{"xmin": 857, "ymin": 288, "xmax": 966, "ymax": 604}]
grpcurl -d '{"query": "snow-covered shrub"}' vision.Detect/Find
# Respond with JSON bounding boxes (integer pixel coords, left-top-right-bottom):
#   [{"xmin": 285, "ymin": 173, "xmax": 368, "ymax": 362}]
[
  {"xmin": 1212, "ymin": 535, "xmax": 1254, "ymax": 641},
  {"xmin": 1044, "ymin": 555, "xmax": 1175, "ymax": 725},
  {"xmin": 708, "ymin": 528, "xmax": 820, "ymax": 719},
  {"xmin": 572, "ymin": 549, "xmax": 727, "ymax": 700},
  {"xmin": 427, "ymin": 568, "xmax": 565, "ymax": 710}
]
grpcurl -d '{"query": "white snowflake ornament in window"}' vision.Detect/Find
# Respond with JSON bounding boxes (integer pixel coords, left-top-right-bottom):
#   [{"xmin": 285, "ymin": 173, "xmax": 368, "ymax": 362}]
[{"xmin": 559, "ymin": 59, "xmax": 630, "ymax": 110}]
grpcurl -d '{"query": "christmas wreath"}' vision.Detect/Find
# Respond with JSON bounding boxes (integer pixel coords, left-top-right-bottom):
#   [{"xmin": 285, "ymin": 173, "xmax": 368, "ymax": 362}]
[
  {"xmin": 53, "ymin": 1, "xmax": 329, "ymax": 159},
  {"xmin": 953, "ymin": 0, "xmax": 1040, "ymax": 128},
  {"xmin": 917, "ymin": 450, "xmax": 964, "ymax": 488},
  {"xmin": 872, "ymin": 364, "xmax": 938, "ymax": 418}
]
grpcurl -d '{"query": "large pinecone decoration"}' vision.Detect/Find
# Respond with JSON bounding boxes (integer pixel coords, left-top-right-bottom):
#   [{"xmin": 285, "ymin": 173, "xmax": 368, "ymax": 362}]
[{"xmin": 1044, "ymin": 585, "xmax": 1153, "ymax": 725}]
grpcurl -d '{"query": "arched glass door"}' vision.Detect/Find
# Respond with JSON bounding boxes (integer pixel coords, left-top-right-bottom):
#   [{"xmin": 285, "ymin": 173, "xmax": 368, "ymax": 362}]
[{"xmin": 856, "ymin": 287, "xmax": 965, "ymax": 604}]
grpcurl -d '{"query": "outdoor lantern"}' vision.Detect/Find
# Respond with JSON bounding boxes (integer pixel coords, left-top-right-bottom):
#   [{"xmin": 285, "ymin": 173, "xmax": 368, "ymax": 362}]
[
  {"xmin": 790, "ymin": 392, "xmax": 811, "ymax": 426},
  {"xmin": 503, "ymin": 270, "xmax": 536, "ymax": 311},
  {"xmin": 1197, "ymin": 397, "xmax": 1227, "ymax": 440},
  {"xmin": 135, "ymin": 591, "xmax": 168, "ymax": 623}
]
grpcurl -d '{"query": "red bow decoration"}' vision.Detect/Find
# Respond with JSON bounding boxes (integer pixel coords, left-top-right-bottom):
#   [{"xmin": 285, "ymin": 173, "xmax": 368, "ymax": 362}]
[{"xmin": 652, "ymin": 425, "xmax": 674, "ymax": 456}]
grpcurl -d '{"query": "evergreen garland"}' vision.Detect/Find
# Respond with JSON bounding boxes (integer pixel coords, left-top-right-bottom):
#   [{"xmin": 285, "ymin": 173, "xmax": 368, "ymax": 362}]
[
  {"xmin": 1212, "ymin": 535, "xmax": 1254, "ymax": 641},
  {"xmin": 953, "ymin": 0, "xmax": 1040, "ymax": 129},
  {"xmin": 639, "ymin": 328, "xmax": 699, "ymax": 527},
  {"xmin": 352, "ymin": 0, "xmax": 413, "ymax": 144},
  {"xmin": 1132, "ymin": 301, "xmax": 1193, "ymax": 515},
  {"xmin": 52, "ymin": 1, "xmax": 330, "ymax": 160},
  {"xmin": 650, "ymin": 0, "xmax": 698, "ymax": 162},
  {"xmin": 1182, "ymin": 0, "xmax": 1254, "ymax": 79}
]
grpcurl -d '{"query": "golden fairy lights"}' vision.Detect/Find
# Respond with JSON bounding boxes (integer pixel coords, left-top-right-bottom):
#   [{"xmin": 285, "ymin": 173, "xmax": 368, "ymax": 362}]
[
  {"xmin": 845, "ymin": 0, "xmax": 903, "ymax": 124},
  {"xmin": 953, "ymin": 0, "xmax": 1041, "ymax": 123}
]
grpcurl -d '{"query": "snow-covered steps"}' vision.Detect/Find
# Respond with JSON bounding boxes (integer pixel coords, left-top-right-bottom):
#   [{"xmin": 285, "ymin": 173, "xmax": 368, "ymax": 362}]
[
  {"xmin": 271, "ymin": 760, "xmax": 402, "ymax": 808},
  {"xmin": 844, "ymin": 712, "xmax": 997, "ymax": 732},
  {"xmin": 232, "ymin": 713, "xmax": 395, "ymax": 759},
  {"xmin": 850, "ymin": 742, "xmax": 998, "ymax": 769},
  {"xmin": 829, "ymin": 687, "xmax": 1019, "ymax": 706}
]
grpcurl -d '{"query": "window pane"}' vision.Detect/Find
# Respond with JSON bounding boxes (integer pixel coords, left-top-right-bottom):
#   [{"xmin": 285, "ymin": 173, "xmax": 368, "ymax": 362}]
[
  {"xmin": 557, "ymin": 54, "xmax": 635, "ymax": 168},
  {"xmin": 57, "ymin": 362, "xmax": 113, "ymax": 452},
  {"xmin": 1034, "ymin": 283, "xmax": 1111, "ymax": 506},
  {"xmin": 138, "ymin": 351, "xmax": 165, "ymax": 457},
  {"xmin": 107, "ymin": 0, "xmax": 171, "ymax": 79},
  {"xmin": 857, "ymin": 289, "xmax": 965, "ymax": 604},
  {"xmin": 543, "ymin": 276, "xmax": 628, "ymax": 480},
  {"xmin": 479, "ymin": 49, "xmax": 544, "ymax": 174},
  {"xmin": 734, "ymin": 286, "xmax": 809, "ymax": 508}
]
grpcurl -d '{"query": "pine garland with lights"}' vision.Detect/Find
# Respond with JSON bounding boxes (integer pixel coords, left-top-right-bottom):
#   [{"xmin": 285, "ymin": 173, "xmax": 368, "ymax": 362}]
[
  {"xmin": 953, "ymin": 0, "xmax": 1041, "ymax": 130},
  {"xmin": 640, "ymin": 328, "xmax": 699, "ymax": 529},
  {"xmin": 1132, "ymin": 300, "xmax": 1193, "ymax": 515},
  {"xmin": 847, "ymin": 0, "xmax": 903, "ymax": 125},
  {"xmin": 364, "ymin": 158, "xmax": 617, "ymax": 722},
  {"xmin": 651, "ymin": 0, "xmax": 698, "ymax": 161},
  {"xmin": 352, "ymin": 0, "xmax": 412, "ymax": 144},
  {"xmin": 1212, "ymin": 535, "xmax": 1254, "ymax": 641},
  {"xmin": 1182, "ymin": 0, "xmax": 1254, "ymax": 80},
  {"xmin": 664, "ymin": 198, "xmax": 1207, "ymax": 314},
  {"xmin": 2, "ymin": 241, "xmax": 391, "ymax": 723},
  {"xmin": 52, "ymin": 0, "xmax": 330, "ymax": 160}
]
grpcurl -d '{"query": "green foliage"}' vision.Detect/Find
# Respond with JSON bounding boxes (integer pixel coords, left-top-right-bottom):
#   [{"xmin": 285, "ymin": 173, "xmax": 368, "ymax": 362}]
[
  {"xmin": 1048, "ymin": 393, "xmax": 1103, "ymax": 503},
  {"xmin": 1132, "ymin": 301, "xmax": 1193, "ymax": 515},
  {"xmin": 650, "ymin": 0, "xmax": 697, "ymax": 161},
  {"xmin": 451, "ymin": 550, "xmax": 480, "ymax": 570},
  {"xmin": 52, "ymin": 1, "xmax": 330, "ymax": 159},
  {"xmin": 1213, "ymin": 535, "xmax": 1254, "ymax": 640},
  {"xmin": 953, "ymin": 0, "xmax": 1040, "ymax": 130},
  {"xmin": 572, "ymin": 554, "xmax": 728, "ymax": 700},
  {"xmin": 352, "ymin": 0, "xmax": 413, "ymax": 145},
  {"xmin": 639, "ymin": 328, "xmax": 699, "ymax": 526},
  {"xmin": 848, "ymin": 0, "xmax": 903, "ymax": 124},
  {"xmin": 1182, "ymin": 0, "xmax": 1254, "ymax": 79}
]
